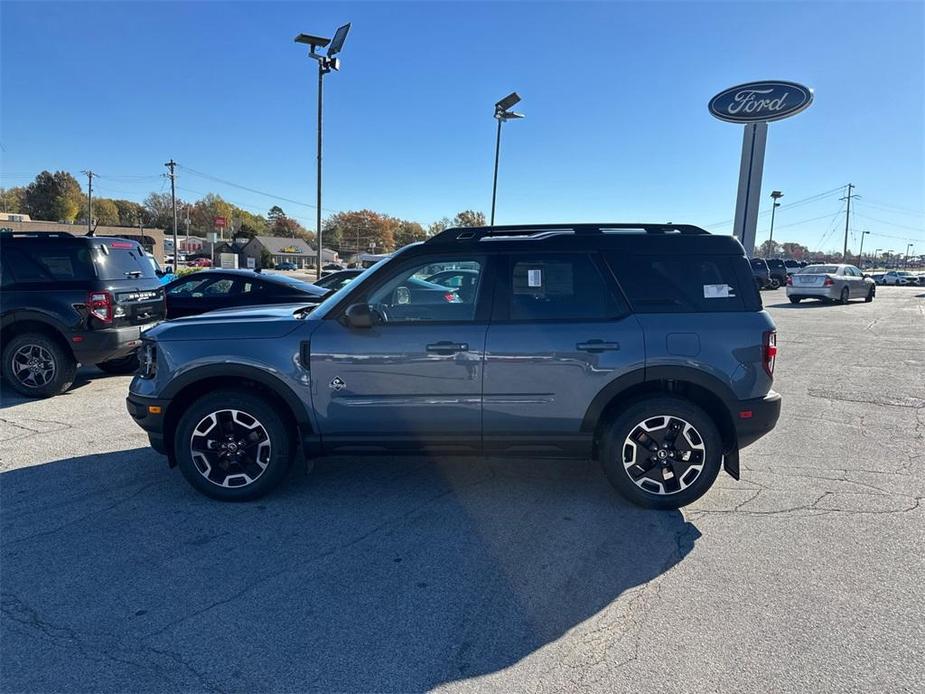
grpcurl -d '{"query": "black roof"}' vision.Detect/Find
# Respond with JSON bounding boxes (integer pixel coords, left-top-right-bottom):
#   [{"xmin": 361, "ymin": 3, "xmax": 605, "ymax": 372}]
[
  {"xmin": 167, "ymin": 268, "xmax": 327, "ymax": 295},
  {"xmin": 418, "ymin": 223, "xmax": 744, "ymax": 255}
]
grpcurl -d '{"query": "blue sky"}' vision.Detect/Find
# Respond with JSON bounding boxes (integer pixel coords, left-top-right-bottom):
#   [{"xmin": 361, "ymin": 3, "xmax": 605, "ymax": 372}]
[{"xmin": 2, "ymin": 1, "xmax": 923, "ymax": 252}]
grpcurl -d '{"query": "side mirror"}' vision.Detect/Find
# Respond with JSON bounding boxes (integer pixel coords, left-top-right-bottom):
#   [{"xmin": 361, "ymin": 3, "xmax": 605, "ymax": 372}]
[{"xmin": 344, "ymin": 303, "xmax": 374, "ymax": 329}]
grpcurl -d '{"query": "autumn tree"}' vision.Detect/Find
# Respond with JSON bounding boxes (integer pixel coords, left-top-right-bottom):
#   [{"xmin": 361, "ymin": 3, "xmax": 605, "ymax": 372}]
[
  {"xmin": 113, "ymin": 199, "xmax": 145, "ymax": 227},
  {"xmin": 427, "ymin": 217, "xmax": 451, "ymax": 237},
  {"xmin": 780, "ymin": 242, "xmax": 809, "ymax": 260},
  {"xmin": 322, "ymin": 210, "xmax": 396, "ymax": 253},
  {"xmin": 23, "ymin": 171, "xmax": 82, "ymax": 222},
  {"xmin": 144, "ymin": 192, "xmax": 179, "ymax": 231}
]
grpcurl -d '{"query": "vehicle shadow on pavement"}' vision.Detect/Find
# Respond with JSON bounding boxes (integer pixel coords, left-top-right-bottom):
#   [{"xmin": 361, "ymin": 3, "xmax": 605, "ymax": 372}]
[
  {"xmin": 1, "ymin": 448, "xmax": 700, "ymax": 692},
  {"xmin": 765, "ymin": 300, "xmax": 839, "ymax": 309},
  {"xmin": 0, "ymin": 368, "xmax": 108, "ymax": 410}
]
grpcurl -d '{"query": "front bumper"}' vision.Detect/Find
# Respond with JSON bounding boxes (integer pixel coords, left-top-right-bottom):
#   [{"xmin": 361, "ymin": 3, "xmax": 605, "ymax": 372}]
[
  {"xmin": 126, "ymin": 392, "xmax": 170, "ymax": 455},
  {"xmin": 786, "ymin": 286, "xmax": 839, "ymax": 300},
  {"xmin": 74, "ymin": 322, "xmax": 159, "ymax": 365},
  {"xmin": 735, "ymin": 390, "xmax": 782, "ymax": 448}
]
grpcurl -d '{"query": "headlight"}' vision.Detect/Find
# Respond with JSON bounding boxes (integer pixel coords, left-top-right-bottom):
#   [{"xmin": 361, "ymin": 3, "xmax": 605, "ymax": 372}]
[{"xmin": 139, "ymin": 341, "xmax": 157, "ymax": 379}]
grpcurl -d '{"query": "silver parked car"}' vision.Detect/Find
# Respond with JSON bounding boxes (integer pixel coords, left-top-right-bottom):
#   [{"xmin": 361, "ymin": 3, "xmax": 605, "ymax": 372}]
[{"xmin": 786, "ymin": 264, "xmax": 875, "ymax": 304}]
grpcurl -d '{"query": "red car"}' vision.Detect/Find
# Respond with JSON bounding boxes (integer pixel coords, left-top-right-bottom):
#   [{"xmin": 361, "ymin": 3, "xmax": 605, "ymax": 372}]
[{"xmin": 190, "ymin": 258, "xmax": 212, "ymax": 268}]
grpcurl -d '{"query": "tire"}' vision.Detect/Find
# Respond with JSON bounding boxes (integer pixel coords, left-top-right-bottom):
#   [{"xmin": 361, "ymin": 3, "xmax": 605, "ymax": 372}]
[
  {"xmin": 839, "ymin": 287, "xmax": 850, "ymax": 305},
  {"xmin": 865, "ymin": 286, "xmax": 875, "ymax": 303},
  {"xmin": 96, "ymin": 353, "xmax": 139, "ymax": 374},
  {"xmin": 600, "ymin": 396, "xmax": 723, "ymax": 510},
  {"xmin": 173, "ymin": 389, "xmax": 293, "ymax": 501},
  {"xmin": 789, "ymin": 297, "xmax": 801, "ymax": 304},
  {"xmin": 1, "ymin": 332, "xmax": 77, "ymax": 398},
  {"xmin": 769, "ymin": 278, "xmax": 780, "ymax": 290}
]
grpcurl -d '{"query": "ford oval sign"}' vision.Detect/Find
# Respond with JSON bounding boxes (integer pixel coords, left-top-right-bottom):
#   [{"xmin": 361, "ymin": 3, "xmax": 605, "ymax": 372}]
[{"xmin": 709, "ymin": 80, "xmax": 813, "ymax": 123}]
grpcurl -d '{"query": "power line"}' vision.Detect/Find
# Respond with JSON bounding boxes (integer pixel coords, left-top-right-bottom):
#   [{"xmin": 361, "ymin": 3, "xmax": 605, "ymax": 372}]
[
  {"xmin": 861, "ymin": 198, "xmax": 925, "ymax": 217},
  {"xmin": 706, "ymin": 185, "xmax": 845, "ymax": 227},
  {"xmin": 853, "ymin": 212, "xmax": 924, "ymax": 234},
  {"xmin": 177, "ymin": 164, "xmax": 336, "ymax": 213}
]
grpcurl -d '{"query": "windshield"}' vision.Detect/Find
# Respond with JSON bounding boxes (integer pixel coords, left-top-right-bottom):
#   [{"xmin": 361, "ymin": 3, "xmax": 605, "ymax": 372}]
[
  {"xmin": 93, "ymin": 244, "xmax": 158, "ymax": 280},
  {"xmin": 307, "ymin": 257, "xmax": 392, "ymax": 319},
  {"xmin": 801, "ymin": 265, "xmax": 838, "ymax": 274}
]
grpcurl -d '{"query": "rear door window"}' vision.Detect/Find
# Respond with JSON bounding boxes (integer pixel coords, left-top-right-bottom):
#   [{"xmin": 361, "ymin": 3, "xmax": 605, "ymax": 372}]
[
  {"xmin": 500, "ymin": 253, "xmax": 622, "ymax": 321},
  {"xmin": 607, "ymin": 254, "xmax": 746, "ymax": 313}
]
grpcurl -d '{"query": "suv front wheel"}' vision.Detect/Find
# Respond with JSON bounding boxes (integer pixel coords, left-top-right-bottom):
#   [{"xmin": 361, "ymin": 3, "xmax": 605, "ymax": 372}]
[
  {"xmin": 601, "ymin": 396, "xmax": 722, "ymax": 509},
  {"xmin": 174, "ymin": 390, "xmax": 293, "ymax": 501},
  {"xmin": 2, "ymin": 332, "xmax": 77, "ymax": 398}
]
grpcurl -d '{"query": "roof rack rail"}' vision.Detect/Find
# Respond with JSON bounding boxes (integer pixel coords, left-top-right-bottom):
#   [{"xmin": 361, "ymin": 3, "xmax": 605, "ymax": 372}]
[
  {"xmin": 3, "ymin": 231, "xmax": 77, "ymax": 238},
  {"xmin": 426, "ymin": 223, "xmax": 709, "ymax": 244}
]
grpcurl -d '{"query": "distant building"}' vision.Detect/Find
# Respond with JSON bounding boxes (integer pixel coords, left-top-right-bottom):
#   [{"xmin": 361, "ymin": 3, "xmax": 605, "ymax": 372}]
[{"xmin": 240, "ymin": 236, "xmax": 339, "ymax": 269}]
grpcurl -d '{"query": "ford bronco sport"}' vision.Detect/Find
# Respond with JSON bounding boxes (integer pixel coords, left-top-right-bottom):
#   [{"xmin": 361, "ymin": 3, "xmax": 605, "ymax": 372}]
[
  {"xmin": 1, "ymin": 232, "xmax": 166, "ymax": 397},
  {"xmin": 127, "ymin": 223, "xmax": 781, "ymax": 509}
]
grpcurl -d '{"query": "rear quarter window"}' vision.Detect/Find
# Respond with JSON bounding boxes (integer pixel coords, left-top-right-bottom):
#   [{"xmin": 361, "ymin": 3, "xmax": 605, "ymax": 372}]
[
  {"xmin": 2, "ymin": 245, "xmax": 95, "ymax": 282},
  {"xmin": 607, "ymin": 254, "xmax": 747, "ymax": 313}
]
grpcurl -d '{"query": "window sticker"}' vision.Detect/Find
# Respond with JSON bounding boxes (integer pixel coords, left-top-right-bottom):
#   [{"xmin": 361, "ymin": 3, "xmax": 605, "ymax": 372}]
[
  {"xmin": 527, "ymin": 268, "xmax": 543, "ymax": 288},
  {"xmin": 703, "ymin": 284, "xmax": 734, "ymax": 299}
]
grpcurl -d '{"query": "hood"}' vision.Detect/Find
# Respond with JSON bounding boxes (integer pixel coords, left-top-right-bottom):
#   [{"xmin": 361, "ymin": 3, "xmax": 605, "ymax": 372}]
[{"xmin": 147, "ymin": 303, "xmax": 315, "ymax": 341}]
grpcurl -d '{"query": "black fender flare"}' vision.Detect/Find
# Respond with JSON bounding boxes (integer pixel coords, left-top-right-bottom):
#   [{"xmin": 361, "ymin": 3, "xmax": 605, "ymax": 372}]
[{"xmin": 161, "ymin": 363, "xmax": 313, "ymax": 429}]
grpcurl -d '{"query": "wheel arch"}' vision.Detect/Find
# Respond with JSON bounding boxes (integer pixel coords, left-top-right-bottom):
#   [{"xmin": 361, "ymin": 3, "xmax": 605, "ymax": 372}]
[
  {"xmin": 161, "ymin": 365, "xmax": 314, "ymax": 465},
  {"xmin": 584, "ymin": 366, "xmax": 739, "ymax": 462},
  {"xmin": 0, "ymin": 316, "xmax": 74, "ymax": 360}
]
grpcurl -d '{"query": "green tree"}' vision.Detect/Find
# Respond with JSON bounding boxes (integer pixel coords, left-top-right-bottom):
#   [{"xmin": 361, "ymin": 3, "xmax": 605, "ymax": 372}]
[
  {"xmin": 0, "ymin": 186, "xmax": 26, "ymax": 214},
  {"xmin": 190, "ymin": 193, "xmax": 233, "ymax": 237},
  {"xmin": 83, "ymin": 198, "xmax": 120, "ymax": 226},
  {"xmin": 393, "ymin": 219, "xmax": 427, "ymax": 248},
  {"xmin": 23, "ymin": 171, "xmax": 83, "ymax": 222},
  {"xmin": 453, "ymin": 210, "xmax": 486, "ymax": 227}
]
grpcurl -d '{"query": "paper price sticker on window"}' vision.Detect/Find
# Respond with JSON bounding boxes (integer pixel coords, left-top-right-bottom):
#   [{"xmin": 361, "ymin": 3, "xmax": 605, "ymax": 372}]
[
  {"xmin": 703, "ymin": 284, "xmax": 734, "ymax": 299},
  {"xmin": 527, "ymin": 268, "xmax": 543, "ymax": 288}
]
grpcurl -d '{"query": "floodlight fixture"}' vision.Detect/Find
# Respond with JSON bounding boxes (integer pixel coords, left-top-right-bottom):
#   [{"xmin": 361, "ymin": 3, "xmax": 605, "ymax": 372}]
[
  {"xmin": 495, "ymin": 92, "xmax": 521, "ymax": 112},
  {"xmin": 328, "ymin": 23, "xmax": 351, "ymax": 57}
]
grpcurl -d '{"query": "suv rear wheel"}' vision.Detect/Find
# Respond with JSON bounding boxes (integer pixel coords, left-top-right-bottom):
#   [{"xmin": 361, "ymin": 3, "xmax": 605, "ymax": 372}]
[
  {"xmin": 173, "ymin": 389, "xmax": 293, "ymax": 501},
  {"xmin": 600, "ymin": 396, "xmax": 722, "ymax": 509},
  {"xmin": 2, "ymin": 333, "xmax": 77, "ymax": 398}
]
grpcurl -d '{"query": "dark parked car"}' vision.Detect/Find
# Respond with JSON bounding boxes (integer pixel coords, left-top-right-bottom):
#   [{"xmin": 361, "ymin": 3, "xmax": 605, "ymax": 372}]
[
  {"xmin": 1, "ymin": 232, "xmax": 165, "ymax": 397},
  {"xmin": 128, "ymin": 222, "xmax": 781, "ymax": 510},
  {"xmin": 783, "ymin": 259, "xmax": 802, "ymax": 275},
  {"xmin": 425, "ymin": 268, "xmax": 482, "ymax": 303},
  {"xmin": 274, "ymin": 261, "xmax": 298, "ymax": 271},
  {"xmin": 750, "ymin": 258, "xmax": 772, "ymax": 290},
  {"xmin": 313, "ymin": 269, "xmax": 363, "ymax": 292},
  {"xmin": 163, "ymin": 269, "xmax": 326, "ymax": 319},
  {"xmin": 765, "ymin": 258, "xmax": 788, "ymax": 289}
]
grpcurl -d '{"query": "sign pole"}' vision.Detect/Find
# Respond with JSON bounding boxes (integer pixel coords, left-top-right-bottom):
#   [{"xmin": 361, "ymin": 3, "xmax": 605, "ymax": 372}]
[{"xmin": 732, "ymin": 122, "xmax": 768, "ymax": 257}]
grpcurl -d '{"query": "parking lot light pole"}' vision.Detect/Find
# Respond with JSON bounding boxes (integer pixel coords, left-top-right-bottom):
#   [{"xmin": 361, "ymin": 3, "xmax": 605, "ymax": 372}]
[
  {"xmin": 905, "ymin": 243, "xmax": 914, "ymax": 269},
  {"xmin": 295, "ymin": 23, "xmax": 350, "ymax": 278},
  {"xmin": 766, "ymin": 190, "xmax": 783, "ymax": 257},
  {"xmin": 857, "ymin": 230, "xmax": 870, "ymax": 267},
  {"xmin": 490, "ymin": 92, "xmax": 525, "ymax": 226}
]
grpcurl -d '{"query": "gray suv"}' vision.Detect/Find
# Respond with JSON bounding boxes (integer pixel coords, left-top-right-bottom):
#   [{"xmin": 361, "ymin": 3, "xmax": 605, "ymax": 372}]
[{"xmin": 127, "ymin": 223, "xmax": 781, "ymax": 509}]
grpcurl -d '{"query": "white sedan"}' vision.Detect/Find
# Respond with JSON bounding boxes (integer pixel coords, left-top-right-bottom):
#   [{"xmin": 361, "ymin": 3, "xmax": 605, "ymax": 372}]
[{"xmin": 786, "ymin": 264, "xmax": 876, "ymax": 304}]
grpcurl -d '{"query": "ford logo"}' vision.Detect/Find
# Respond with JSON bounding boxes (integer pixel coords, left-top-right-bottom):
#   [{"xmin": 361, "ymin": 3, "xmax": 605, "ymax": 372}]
[{"xmin": 709, "ymin": 80, "xmax": 813, "ymax": 123}]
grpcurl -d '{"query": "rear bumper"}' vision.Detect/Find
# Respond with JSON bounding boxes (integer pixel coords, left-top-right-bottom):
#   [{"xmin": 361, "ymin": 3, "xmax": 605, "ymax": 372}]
[
  {"xmin": 74, "ymin": 322, "xmax": 159, "ymax": 365},
  {"xmin": 786, "ymin": 286, "xmax": 838, "ymax": 300},
  {"xmin": 734, "ymin": 391, "xmax": 781, "ymax": 448},
  {"xmin": 126, "ymin": 392, "xmax": 170, "ymax": 455}
]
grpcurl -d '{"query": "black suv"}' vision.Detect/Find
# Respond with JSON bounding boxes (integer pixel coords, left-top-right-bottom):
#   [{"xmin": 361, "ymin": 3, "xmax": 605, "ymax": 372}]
[
  {"xmin": 128, "ymin": 223, "xmax": 781, "ymax": 509},
  {"xmin": 764, "ymin": 258, "xmax": 788, "ymax": 289},
  {"xmin": 1, "ymin": 233, "xmax": 166, "ymax": 397}
]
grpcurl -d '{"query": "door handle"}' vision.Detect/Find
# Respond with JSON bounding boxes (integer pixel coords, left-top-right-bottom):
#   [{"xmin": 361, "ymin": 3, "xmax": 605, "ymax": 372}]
[
  {"xmin": 426, "ymin": 341, "xmax": 469, "ymax": 354},
  {"xmin": 577, "ymin": 340, "xmax": 620, "ymax": 353}
]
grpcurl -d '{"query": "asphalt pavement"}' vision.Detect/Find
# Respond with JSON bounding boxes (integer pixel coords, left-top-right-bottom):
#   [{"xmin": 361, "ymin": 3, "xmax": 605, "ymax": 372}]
[{"xmin": 1, "ymin": 287, "xmax": 923, "ymax": 693}]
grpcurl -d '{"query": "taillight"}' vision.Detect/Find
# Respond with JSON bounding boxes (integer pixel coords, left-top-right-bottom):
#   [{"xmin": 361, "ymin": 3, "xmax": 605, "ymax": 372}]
[
  {"xmin": 87, "ymin": 291, "xmax": 114, "ymax": 323},
  {"xmin": 763, "ymin": 330, "xmax": 778, "ymax": 378},
  {"xmin": 786, "ymin": 275, "xmax": 793, "ymax": 286},
  {"xmin": 823, "ymin": 277, "xmax": 834, "ymax": 287}
]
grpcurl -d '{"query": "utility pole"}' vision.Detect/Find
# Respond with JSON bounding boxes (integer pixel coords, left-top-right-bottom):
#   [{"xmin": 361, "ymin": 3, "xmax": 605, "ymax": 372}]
[
  {"xmin": 857, "ymin": 230, "xmax": 869, "ymax": 267},
  {"xmin": 839, "ymin": 183, "xmax": 858, "ymax": 259},
  {"xmin": 81, "ymin": 170, "xmax": 94, "ymax": 235},
  {"xmin": 184, "ymin": 204, "xmax": 191, "ymax": 258},
  {"xmin": 164, "ymin": 159, "xmax": 178, "ymax": 269},
  {"xmin": 905, "ymin": 243, "xmax": 914, "ymax": 269}
]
